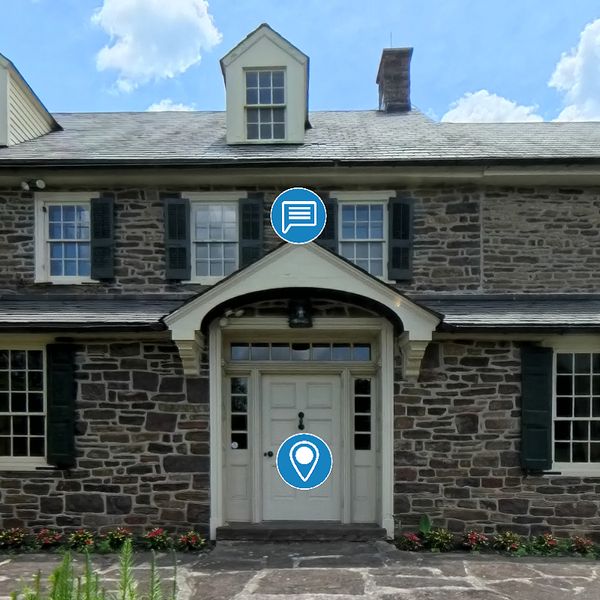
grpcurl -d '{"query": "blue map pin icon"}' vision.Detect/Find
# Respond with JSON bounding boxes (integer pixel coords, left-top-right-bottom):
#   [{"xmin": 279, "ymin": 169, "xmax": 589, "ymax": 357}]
[{"xmin": 289, "ymin": 440, "xmax": 319, "ymax": 482}]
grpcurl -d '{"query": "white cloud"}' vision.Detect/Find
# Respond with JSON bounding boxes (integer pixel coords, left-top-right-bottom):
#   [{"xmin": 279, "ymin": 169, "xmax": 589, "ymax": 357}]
[
  {"xmin": 549, "ymin": 18, "xmax": 600, "ymax": 121},
  {"xmin": 92, "ymin": 0, "xmax": 222, "ymax": 92},
  {"xmin": 441, "ymin": 90, "xmax": 543, "ymax": 123},
  {"xmin": 147, "ymin": 99, "xmax": 195, "ymax": 112}
]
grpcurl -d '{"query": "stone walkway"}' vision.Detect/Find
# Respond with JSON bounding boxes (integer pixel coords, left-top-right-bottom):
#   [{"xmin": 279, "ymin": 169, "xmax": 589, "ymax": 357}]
[{"xmin": 1, "ymin": 541, "xmax": 599, "ymax": 599}]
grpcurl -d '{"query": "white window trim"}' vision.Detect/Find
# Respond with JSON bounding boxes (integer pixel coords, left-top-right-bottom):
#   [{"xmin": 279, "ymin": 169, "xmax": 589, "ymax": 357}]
[
  {"xmin": 549, "ymin": 337, "xmax": 600, "ymax": 474},
  {"xmin": 244, "ymin": 67, "xmax": 287, "ymax": 142},
  {"xmin": 0, "ymin": 344, "xmax": 49, "ymax": 471},
  {"xmin": 185, "ymin": 191, "xmax": 246, "ymax": 285},
  {"xmin": 35, "ymin": 192, "xmax": 98, "ymax": 284},
  {"xmin": 333, "ymin": 191, "xmax": 394, "ymax": 282}
]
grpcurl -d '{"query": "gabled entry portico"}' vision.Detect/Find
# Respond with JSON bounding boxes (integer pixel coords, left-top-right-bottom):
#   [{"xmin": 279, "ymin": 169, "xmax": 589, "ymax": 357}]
[{"xmin": 165, "ymin": 243, "xmax": 439, "ymax": 539}]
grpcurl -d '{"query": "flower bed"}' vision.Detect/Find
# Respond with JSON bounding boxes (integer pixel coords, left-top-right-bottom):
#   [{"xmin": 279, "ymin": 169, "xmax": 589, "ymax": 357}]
[
  {"xmin": 0, "ymin": 526, "xmax": 208, "ymax": 554},
  {"xmin": 395, "ymin": 516, "xmax": 598, "ymax": 557}
]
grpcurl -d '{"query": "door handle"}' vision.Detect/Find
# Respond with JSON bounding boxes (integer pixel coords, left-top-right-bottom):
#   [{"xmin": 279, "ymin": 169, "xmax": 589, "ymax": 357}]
[
  {"xmin": 263, "ymin": 450, "xmax": 274, "ymax": 457},
  {"xmin": 298, "ymin": 411, "xmax": 305, "ymax": 430}
]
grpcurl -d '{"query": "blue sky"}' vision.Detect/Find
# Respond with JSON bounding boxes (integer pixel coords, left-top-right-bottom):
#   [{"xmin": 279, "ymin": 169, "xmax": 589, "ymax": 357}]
[{"xmin": 1, "ymin": 0, "xmax": 600, "ymax": 121}]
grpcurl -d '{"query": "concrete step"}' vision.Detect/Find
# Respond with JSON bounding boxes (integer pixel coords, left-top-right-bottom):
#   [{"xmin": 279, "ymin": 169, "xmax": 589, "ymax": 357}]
[{"xmin": 216, "ymin": 521, "xmax": 387, "ymax": 542}]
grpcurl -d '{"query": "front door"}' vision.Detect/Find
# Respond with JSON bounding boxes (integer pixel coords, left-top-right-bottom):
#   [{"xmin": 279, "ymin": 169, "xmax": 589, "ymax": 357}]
[{"xmin": 262, "ymin": 374, "xmax": 341, "ymax": 520}]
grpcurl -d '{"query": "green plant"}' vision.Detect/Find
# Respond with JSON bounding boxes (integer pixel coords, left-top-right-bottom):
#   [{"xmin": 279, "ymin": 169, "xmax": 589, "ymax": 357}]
[
  {"xmin": 571, "ymin": 535, "xmax": 595, "ymax": 555},
  {"xmin": 0, "ymin": 528, "xmax": 27, "ymax": 550},
  {"xmin": 35, "ymin": 529, "xmax": 63, "ymax": 550},
  {"xmin": 176, "ymin": 530, "xmax": 205, "ymax": 552},
  {"xmin": 395, "ymin": 532, "xmax": 423, "ymax": 551},
  {"xmin": 530, "ymin": 532, "xmax": 561, "ymax": 555},
  {"xmin": 424, "ymin": 528, "xmax": 455, "ymax": 552},
  {"xmin": 493, "ymin": 531, "xmax": 523, "ymax": 554},
  {"xmin": 463, "ymin": 530, "xmax": 489, "ymax": 552},
  {"xmin": 10, "ymin": 539, "xmax": 178, "ymax": 600},
  {"xmin": 418, "ymin": 515, "xmax": 432, "ymax": 537},
  {"xmin": 142, "ymin": 528, "xmax": 172, "ymax": 552},
  {"xmin": 104, "ymin": 528, "xmax": 133, "ymax": 551},
  {"xmin": 67, "ymin": 529, "xmax": 95, "ymax": 552}
]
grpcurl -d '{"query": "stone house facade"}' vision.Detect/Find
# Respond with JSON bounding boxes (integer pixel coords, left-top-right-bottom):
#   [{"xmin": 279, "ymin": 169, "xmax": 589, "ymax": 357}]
[{"xmin": 1, "ymin": 24, "xmax": 600, "ymax": 540}]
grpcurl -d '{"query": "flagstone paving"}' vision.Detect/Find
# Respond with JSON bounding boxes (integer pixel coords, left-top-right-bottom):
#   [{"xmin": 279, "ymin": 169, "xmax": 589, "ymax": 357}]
[{"xmin": 0, "ymin": 541, "xmax": 599, "ymax": 599}]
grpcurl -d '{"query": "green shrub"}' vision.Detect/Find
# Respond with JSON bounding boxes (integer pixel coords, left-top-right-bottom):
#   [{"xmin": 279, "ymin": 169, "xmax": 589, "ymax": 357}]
[
  {"xmin": 176, "ymin": 530, "xmax": 206, "ymax": 552},
  {"xmin": 493, "ymin": 531, "xmax": 523, "ymax": 554},
  {"xmin": 104, "ymin": 527, "xmax": 133, "ymax": 551},
  {"xmin": 571, "ymin": 535, "xmax": 595, "ymax": 556},
  {"xmin": 0, "ymin": 528, "xmax": 27, "ymax": 550},
  {"xmin": 395, "ymin": 532, "xmax": 423, "ymax": 551},
  {"xmin": 67, "ymin": 530, "xmax": 95, "ymax": 553},
  {"xmin": 35, "ymin": 529, "xmax": 64, "ymax": 550},
  {"xmin": 424, "ymin": 528, "xmax": 454, "ymax": 552},
  {"xmin": 530, "ymin": 532, "xmax": 561, "ymax": 555},
  {"xmin": 463, "ymin": 530, "xmax": 489, "ymax": 552},
  {"xmin": 142, "ymin": 528, "xmax": 172, "ymax": 552}
]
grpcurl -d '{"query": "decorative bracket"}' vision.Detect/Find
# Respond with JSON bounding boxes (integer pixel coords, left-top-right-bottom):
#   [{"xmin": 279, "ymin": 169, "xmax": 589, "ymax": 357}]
[
  {"xmin": 174, "ymin": 332, "xmax": 205, "ymax": 376},
  {"xmin": 398, "ymin": 333, "xmax": 430, "ymax": 382}
]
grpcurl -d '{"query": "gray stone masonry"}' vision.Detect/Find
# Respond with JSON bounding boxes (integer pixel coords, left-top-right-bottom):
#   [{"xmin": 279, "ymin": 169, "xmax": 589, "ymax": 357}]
[
  {"xmin": 0, "ymin": 339, "xmax": 210, "ymax": 533},
  {"xmin": 394, "ymin": 338, "xmax": 600, "ymax": 539},
  {"xmin": 1, "ymin": 185, "xmax": 600, "ymax": 294}
]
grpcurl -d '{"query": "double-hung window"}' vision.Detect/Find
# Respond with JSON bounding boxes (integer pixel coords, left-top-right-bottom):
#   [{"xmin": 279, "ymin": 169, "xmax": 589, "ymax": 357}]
[
  {"xmin": 340, "ymin": 203, "xmax": 385, "ymax": 276},
  {"xmin": 554, "ymin": 350, "xmax": 600, "ymax": 467},
  {"xmin": 0, "ymin": 348, "xmax": 46, "ymax": 467},
  {"xmin": 245, "ymin": 69, "xmax": 286, "ymax": 141},
  {"xmin": 192, "ymin": 203, "xmax": 238, "ymax": 279},
  {"xmin": 35, "ymin": 193, "xmax": 94, "ymax": 283}
]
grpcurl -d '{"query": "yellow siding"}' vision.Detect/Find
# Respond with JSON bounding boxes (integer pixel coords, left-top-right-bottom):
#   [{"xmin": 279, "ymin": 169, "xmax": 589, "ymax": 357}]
[{"xmin": 7, "ymin": 74, "xmax": 52, "ymax": 145}]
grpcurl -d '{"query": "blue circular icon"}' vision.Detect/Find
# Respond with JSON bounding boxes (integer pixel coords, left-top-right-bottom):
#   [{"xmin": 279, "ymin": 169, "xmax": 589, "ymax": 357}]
[
  {"xmin": 270, "ymin": 187, "xmax": 327, "ymax": 244},
  {"xmin": 276, "ymin": 433, "xmax": 333, "ymax": 490}
]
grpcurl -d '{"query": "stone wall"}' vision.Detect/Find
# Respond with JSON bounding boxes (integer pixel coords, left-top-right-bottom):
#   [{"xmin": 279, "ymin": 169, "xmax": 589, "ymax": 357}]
[
  {"xmin": 1, "ymin": 185, "xmax": 600, "ymax": 295},
  {"xmin": 0, "ymin": 338, "xmax": 210, "ymax": 533},
  {"xmin": 394, "ymin": 339, "xmax": 600, "ymax": 538}
]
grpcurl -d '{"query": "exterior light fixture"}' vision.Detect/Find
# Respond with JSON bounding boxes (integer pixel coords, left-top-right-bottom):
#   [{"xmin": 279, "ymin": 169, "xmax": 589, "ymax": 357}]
[{"xmin": 288, "ymin": 299, "xmax": 312, "ymax": 328}]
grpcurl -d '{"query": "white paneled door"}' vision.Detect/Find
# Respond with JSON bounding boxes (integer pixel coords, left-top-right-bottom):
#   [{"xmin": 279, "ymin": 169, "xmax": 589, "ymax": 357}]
[{"xmin": 261, "ymin": 374, "xmax": 341, "ymax": 520}]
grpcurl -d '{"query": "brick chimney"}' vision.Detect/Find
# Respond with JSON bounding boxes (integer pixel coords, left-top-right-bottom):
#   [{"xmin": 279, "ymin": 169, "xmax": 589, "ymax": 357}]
[{"xmin": 376, "ymin": 48, "xmax": 413, "ymax": 112}]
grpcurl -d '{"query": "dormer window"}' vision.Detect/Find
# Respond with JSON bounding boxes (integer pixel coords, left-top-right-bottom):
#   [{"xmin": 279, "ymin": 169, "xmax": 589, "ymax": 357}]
[{"xmin": 245, "ymin": 69, "xmax": 286, "ymax": 140}]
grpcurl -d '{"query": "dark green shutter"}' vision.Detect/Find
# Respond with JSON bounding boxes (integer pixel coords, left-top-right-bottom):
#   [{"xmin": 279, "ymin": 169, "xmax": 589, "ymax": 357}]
[
  {"xmin": 46, "ymin": 344, "xmax": 76, "ymax": 469},
  {"xmin": 90, "ymin": 193, "xmax": 114, "ymax": 280},
  {"xmin": 388, "ymin": 195, "xmax": 414, "ymax": 280},
  {"xmin": 239, "ymin": 193, "xmax": 264, "ymax": 268},
  {"xmin": 521, "ymin": 345, "xmax": 553, "ymax": 472},
  {"xmin": 163, "ymin": 194, "xmax": 191, "ymax": 280},
  {"xmin": 317, "ymin": 193, "xmax": 337, "ymax": 252}
]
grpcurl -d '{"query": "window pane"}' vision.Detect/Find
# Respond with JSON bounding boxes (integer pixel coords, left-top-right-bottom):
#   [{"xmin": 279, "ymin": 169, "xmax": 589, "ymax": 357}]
[
  {"xmin": 30, "ymin": 416, "xmax": 44, "ymax": 436},
  {"xmin": 555, "ymin": 442, "xmax": 570, "ymax": 462},
  {"xmin": 231, "ymin": 433, "xmax": 247, "ymax": 450},
  {"xmin": 355, "ymin": 396, "xmax": 371, "ymax": 413},
  {"xmin": 573, "ymin": 421, "xmax": 589, "ymax": 440},
  {"xmin": 11, "ymin": 351, "xmax": 26, "ymax": 370},
  {"xmin": 13, "ymin": 437, "xmax": 27, "ymax": 457},
  {"xmin": 575, "ymin": 354, "xmax": 591, "ymax": 372},
  {"xmin": 30, "ymin": 438, "xmax": 44, "ymax": 457},
  {"xmin": 28, "ymin": 394, "xmax": 43, "ymax": 413},
  {"xmin": 574, "ymin": 397, "xmax": 590, "ymax": 417},
  {"xmin": 573, "ymin": 442, "xmax": 588, "ymax": 462},
  {"xmin": 0, "ymin": 351, "xmax": 7, "ymax": 370},
  {"xmin": 575, "ymin": 375, "xmax": 590, "ymax": 395},
  {"xmin": 272, "ymin": 88, "xmax": 285, "ymax": 104},
  {"xmin": 312, "ymin": 344, "xmax": 331, "ymax": 361},
  {"xmin": 355, "ymin": 378, "xmax": 371, "ymax": 395},
  {"xmin": 0, "ymin": 437, "xmax": 9, "ymax": 456},
  {"xmin": 0, "ymin": 372, "xmax": 7, "ymax": 391},
  {"xmin": 259, "ymin": 88, "xmax": 271, "ymax": 104},
  {"xmin": 0, "ymin": 394, "xmax": 7, "ymax": 412},
  {"xmin": 556, "ymin": 397, "xmax": 572, "ymax": 417},
  {"xmin": 354, "ymin": 434, "xmax": 371, "ymax": 450},
  {"xmin": 246, "ymin": 71, "xmax": 257, "ymax": 87},
  {"xmin": 209, "ymin": 262, "xmax": 222, "ymax": 276},
  {"xmin": 231, "ymin": 377, "xmax": 247, "ymax": 395},
  {"xmin": 11, "ymin": 393, "xmax": 26, "ymax": 412},
  {"xmin": 260, "ymin": 124, "xmax": 271, "ymax": 139},
  {"xmin": 11, "ymin": 371, "xmax": 26, "ymax": 391},
  {"xmin": 591, "ymin": 443, "xmax": 600, "ymax": 462},
  {"xmin": 332, "ymin": 344, "xmax": 351, "ymax": 361},
  {"xmin": 556, "ymin": 376, "xmax": 572, "ymax": 395},
  {"xmin": 272, "ymin": 108, "xmax": 285, "ymax": 123},
  {"xmin": 258, "ymin": 71, "xmax": 271, "ymax": 86},
  {"xmin": 231, "ymin": 397, "xmax": 248, "ymax": 413},
  {"xmin": 246, "ymin": 88, "xmax": 258, "ymax": 104},
  {"xmin": 272, "ymin": 71, "xmax": 284, "ymax": 87},
  {"xmin": 13, "ymin": 416, "xmax": 27, "ymax": 435},
  {"xmin": 271, "ymin": 344, "xmax": 290, "ymax": 361},
  {"xmin": 0, "ymin": 417, "xmax": 10, "ymax": 435},
  {"xmin": 554, "ymin": 420, "xmax": 570, "ymax": 440},
  {"xmin": 291, "ymin": 343, "xmax": 310, "ymax": 361},
  {"xmin": 273, "ymin": 124, "xmax": 285, "ymax": 139},
  {"xmin": 593, "ymin": 397, "xmax": 600, "ymax": 417},
  {"xmin": 591, "ymin": 421, "xmax": 600, "ymax": 441},
  {"xmin": 250, "ymin": 344, "xmax": 269, "ymax": 360},
  {"xmin": 231, "ymin": 415, "xmax": 247, "ymax": 431},
  {"xmin": 355, "ymin": 415, "xmax": 371, "ymax": 432}
]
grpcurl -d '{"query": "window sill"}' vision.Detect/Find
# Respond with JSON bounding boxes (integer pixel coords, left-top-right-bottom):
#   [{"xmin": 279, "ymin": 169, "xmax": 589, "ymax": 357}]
[
  {"xmin": 35, "ymin": 278, "xmax": 99, "ymax": 285},
  {"xmin": 183, "ymin": 277, "xmax": 228, "ymax": 285},
  {"xmin": 0, "ymin": 462, "xmax": 50, "ymax": 472},
  {"xmin": 546, "ymin": 465, "xmax": 600, "ymax": 477}
]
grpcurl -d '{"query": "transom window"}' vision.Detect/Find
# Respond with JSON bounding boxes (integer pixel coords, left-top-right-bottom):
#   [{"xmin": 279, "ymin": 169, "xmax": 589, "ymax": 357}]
[
  {"xmin": 192, "ymin": 203, "xmax": 238, "ymax": 278},
  {"xmin": 0, "ymin": 349, "xmax": 45, "ymax": 460},
  {"xmin": 230, "ymin": 342, "xmax": 371, "ymax": 362},
  {"xmin": 554, "ymin": 352, "xmax": 600, "ymax": 464},
  {"xmin": 245, "ymin": 70, "xmax": 286, "ymax": 140},
  {"xmin": 47, "ymin": 204, "xmax": 90, "ymax": 277},
  {"xmin": 339, "ymin": 204, "xmax": 385, "ymax": 276}
]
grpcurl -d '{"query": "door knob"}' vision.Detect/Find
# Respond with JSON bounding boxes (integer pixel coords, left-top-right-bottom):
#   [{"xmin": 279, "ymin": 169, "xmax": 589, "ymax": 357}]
[
  {"xmin": 263, "ymin": 450, "xmax": 274, "ymax": 457},
  {"xmin": 298, "ymin": 411, "xmax": 305, "ymax": 430}
]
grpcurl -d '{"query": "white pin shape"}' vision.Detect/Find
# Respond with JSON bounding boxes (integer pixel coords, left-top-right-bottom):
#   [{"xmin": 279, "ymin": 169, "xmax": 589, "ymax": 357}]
[{"xmin": 289, "ymin": 440, "xmax": 320, "ymax": 483}]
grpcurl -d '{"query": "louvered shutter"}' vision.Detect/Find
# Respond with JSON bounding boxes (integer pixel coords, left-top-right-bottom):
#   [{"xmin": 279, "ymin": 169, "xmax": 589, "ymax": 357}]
[
  {"xmin": 239, "ymin": 193, "xmax": 264, "ymax": 268},
  {"xmin": 317, "ymin": 193, "xmax": 337, "ymax": 253},
  {"xmin": 388, "ymin": 195, "xmax": 414, "ymax": 280},
  {"xmin": 90, "ymin": 193, "xmax": 114, "ymax": 280},
  {"xmin": 521, "ymin": 345, "xmax": 553, "ymax": 472},
  {"xmin": 46, "ymin": 344, "xmax": 76, "ymax": 469},
  {"xmin": 163, "ymin": 194, "xmax": 191, "ymax": 280}
]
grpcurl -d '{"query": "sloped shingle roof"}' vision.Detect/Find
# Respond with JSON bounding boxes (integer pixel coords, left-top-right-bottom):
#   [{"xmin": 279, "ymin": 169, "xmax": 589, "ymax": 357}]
[{"xmin": 1, "ymin": 110, "xmax": 600, "ymax": 165}]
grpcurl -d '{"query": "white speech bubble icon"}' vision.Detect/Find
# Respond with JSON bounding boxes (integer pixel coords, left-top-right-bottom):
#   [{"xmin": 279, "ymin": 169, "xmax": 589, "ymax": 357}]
[{"xmin": 281, "ymin": 200, "xmax": 317, "ymax": 234}]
